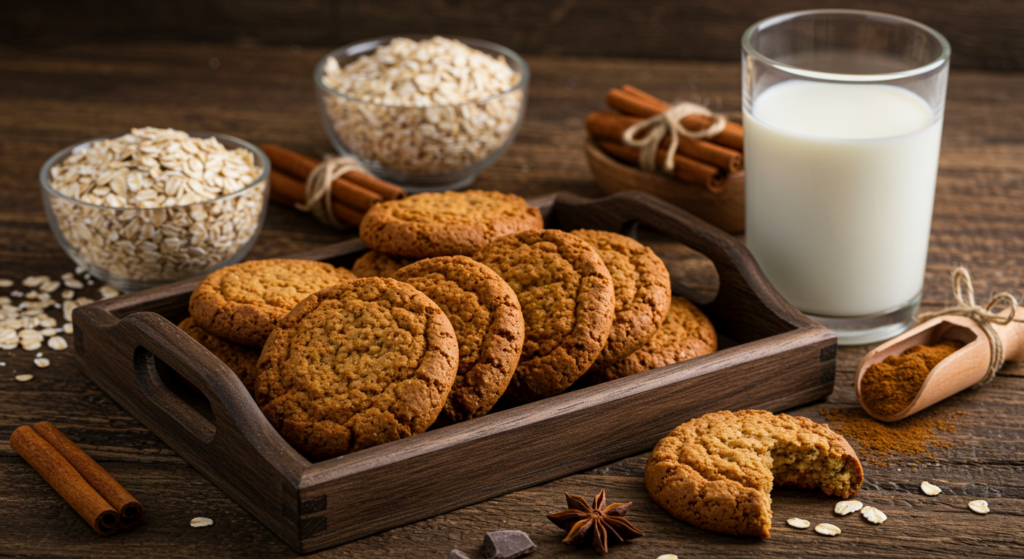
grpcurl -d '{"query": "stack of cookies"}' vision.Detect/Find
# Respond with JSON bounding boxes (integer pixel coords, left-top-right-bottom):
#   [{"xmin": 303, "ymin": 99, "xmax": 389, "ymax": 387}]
[{"xmin": 179, "ymin": 189, "xmax": 719, "ymax": 460}]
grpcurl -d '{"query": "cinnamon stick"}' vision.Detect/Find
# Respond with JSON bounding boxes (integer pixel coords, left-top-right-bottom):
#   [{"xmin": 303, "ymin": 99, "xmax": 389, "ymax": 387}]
[
  {"xmin": 597, "ymin": 139, "xmax": 725, "ymax": 192},
  {"xmin": 586, "ymin": 111, "xmax": 742, "ymax": 173},
  {"xmin": 33, "ymin": 421, "xmax": 143, "ymax": 531},
  {"xmin": 607, "ymin": 86, "xmax": 745, "ymax": 151},
  {"xmin": 9, "ymin": 426, "xmax": 119, "ymax": 536},
  {"xmin": 270, "ymin": 169, "xmax": 365, "ymax": 227},
  {"xmin": 259, "ymin": 144, "xmax": 384, "ymax": 211},
  {"xmin": 345, "ymin": 171, "xmax": 406, "ymax": 200}
]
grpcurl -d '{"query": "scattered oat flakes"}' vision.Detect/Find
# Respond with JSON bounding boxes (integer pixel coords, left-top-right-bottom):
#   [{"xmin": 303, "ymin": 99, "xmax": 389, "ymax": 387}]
[
  {"xmin": 921, "ymin": 481, "xmax": 942, "ymax": 496},
  {"xmin": 968, "ymin": 500, "xmax": 989, "ymax": 514},
  {"xmin": 40, "ymin": 328, "xmax": 58, "ymax": 337},
  {"xmin": 861, "ymin": 506, "xmax": 887, "ymax": 524},
  {"xmin": 39, "ymin": 279, "xmax": 61, "ymax": 293},
  {"xmin": 815, "ymin": 523, "xmax": 841, "ymax": 536},
  {"xmin": 190, "ymin": 517, "xmax": 214, "ymax": 528},
  {"xmin": 787, "ymin": 518, "xmax": 811, "ymax": 529},
  {"xmin": 0, "ymin": 279, "xmax": 13, "ymax": 288},
  {"xmin": 99, "ymin": 285, "xmax": 121, "ymax": 299},
  {"xmin": 61, "ymin": 289, "xmax": 75, "ymax": 300},
  {"xmin": 15, "ymin": 373, "xmax": 33, "ymax": 382},
  {"xmin": 834, "ymin": 500, "xmax": 863, "ymax": 515},
  {"xmin": 22, "ymin": 276, "xmax": 48, "ymax": 288},
  {"xmin": 21, "ymin": 341, "xmax": 42, "ymax": 351},
  {"xmin": 48, "ymin": 336, "xmax": 68, "ymax": 350},
  {"xmin": 10, "ymin": 290, "xmax": 23, "ymax": 298},
  {"xmin": 63, "ymin": 323, "xmax": 73, "ymax": 334},
  {"xmin": 63, "ymin": 278, "xmax": 84, "ymax": 290},
  {"xmin": 657, "ymin": 555, "xmax": 679, "ymax": 559},
  {"xmin": 34, "ymin": 357, "xmax": 50, "ymax": 368}
]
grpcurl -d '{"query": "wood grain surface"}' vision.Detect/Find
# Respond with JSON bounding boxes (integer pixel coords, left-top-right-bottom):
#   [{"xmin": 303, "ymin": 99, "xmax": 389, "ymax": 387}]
[
  {"xmin": 2, "ymin": 1, "xmax": 1024, "ymax": 70},
  {"xmin": 1, "ymin": 43, "xmax": 1023, "ymax": 557}
]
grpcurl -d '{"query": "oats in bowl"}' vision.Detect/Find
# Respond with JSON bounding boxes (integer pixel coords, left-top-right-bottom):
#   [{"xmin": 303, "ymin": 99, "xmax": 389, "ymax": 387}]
[
  {"xmin": 316, "ymin": 36, "xmax": 529, "ymax": 191},
  {"xmin": 41, "ymin": 128, "xmax": 270, "ymax": 291}
]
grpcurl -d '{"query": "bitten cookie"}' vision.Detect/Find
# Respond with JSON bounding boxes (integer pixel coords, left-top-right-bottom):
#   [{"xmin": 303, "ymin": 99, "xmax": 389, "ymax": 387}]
[
  {"xmin": 571, "ymin": 229, "xmax": 671, "ymax": 369},
  {"xmin": 359, "ymin": 190, "xmax": 544, "ymax": 258},
  {"xmin": 255, "ymin": 277, "xmax": 459, "ymax": 459},
  {"xmin": 394, "ymin": 256, "xmax": 525, "ymax": 422},
  {"xmin": 474, "ymin": 229, "xmax": 614, "ymax": 402},
  {"xmin": 189, "ymin": 259, "xmax": 356, "ymax": 347},
  {"xmin": 177, "ymin": 317, "xmax": 261, "ymax": 394},
  {"xmin": 594, "ymin": 296, "xmax": 716, "ymax": 383},
  {"xmin": 352, "ymin": 251, "xmax": 418, "ymax": 279},
  {"xmin": 645, "ymin": 410, "xmax": 864, "ymax": 538}
]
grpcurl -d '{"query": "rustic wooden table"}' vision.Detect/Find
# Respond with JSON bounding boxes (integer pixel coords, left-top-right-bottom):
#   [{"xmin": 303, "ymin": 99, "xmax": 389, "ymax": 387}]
[{"xmin": 1, "ymin": 44, "xmax": 1022, "ymax": 558}]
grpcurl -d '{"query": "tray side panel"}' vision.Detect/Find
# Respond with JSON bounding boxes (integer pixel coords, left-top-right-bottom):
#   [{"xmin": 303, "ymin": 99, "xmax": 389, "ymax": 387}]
[{"xmin": 296, "ymin": 327, "xmax": 835, "ymax": 551}]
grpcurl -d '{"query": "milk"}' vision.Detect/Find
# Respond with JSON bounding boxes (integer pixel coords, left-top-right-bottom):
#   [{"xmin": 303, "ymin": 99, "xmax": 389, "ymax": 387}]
[{"xmin": 744, "ymin": 80, "xmax": 943, "ymax": 317}]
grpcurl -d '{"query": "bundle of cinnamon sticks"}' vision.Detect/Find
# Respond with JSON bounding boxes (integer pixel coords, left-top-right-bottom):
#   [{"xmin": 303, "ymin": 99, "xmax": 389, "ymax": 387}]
[
  {"xmin": 587, "ymin": 85, "xmax": 744, "ymax": 192},
  {"xmin": 10, "ymin": 421, "xmax": 143, "ymax": 536},
  {"xmin": 260, "ymin": 144, "xmax": 406, "ymax": 227}
]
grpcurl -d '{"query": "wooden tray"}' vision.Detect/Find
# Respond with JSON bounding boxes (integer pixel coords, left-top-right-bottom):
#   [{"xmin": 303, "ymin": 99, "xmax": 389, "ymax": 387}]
[
  {"xmin": 585, "ymin": 137, "xmax": 745, "ymax": 234},
  {"xmin": 72, "ymin": 191, "xmax": 835, "ymax": 553}
]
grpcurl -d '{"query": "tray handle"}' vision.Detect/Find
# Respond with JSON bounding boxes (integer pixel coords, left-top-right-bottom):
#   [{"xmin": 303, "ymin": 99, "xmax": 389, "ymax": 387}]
[
  {"xmin": 74, "ymin": 306, "xmax": 308, "ymax": 479},
  {"xmin": 550, "ymin": 190, "xmax": 812, "ymax": 341}
]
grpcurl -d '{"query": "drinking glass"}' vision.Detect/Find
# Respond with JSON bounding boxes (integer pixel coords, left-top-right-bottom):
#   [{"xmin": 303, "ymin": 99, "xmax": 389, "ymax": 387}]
[{"xmin": 742, "ymin": 9, "xmax": 950, "ymax": 345}]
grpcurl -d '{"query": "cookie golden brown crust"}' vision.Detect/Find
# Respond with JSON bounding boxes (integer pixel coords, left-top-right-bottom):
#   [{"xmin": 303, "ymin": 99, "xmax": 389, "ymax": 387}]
[
  {"xmin": 352, "ymin": 250, "xmax": 418, "ymax": 279},
  {"xmin": 394, "ymin": 256, "xmax": 525, "ymax": 422},
  {"xmin": 571, "ymin": 229, "xmax": 671, "ymax": 369},
  {"xmin": 594, "ymin": 296, "xmax": 716, "ymax": 383},
  {"xmin": 359, "ymin": 190, "xmax": 544, "ymax": 258},
  {"xmin": 474, "ymin": 229, "xmax": 614, "ymax": 402},
  {"xmin": 254, "ymin": 277, "xmax": 459, "ymax": 460},
  {"xmin": 177, "ymin": 317, "xmax": 261, "ymax": 394},
  {"xmin": 189, "ymin": 259, "xmax": 356, "ymax": 347},
  {"xmin": 645, "ymin": 410, "xmax": 864, "ymax": 538}
]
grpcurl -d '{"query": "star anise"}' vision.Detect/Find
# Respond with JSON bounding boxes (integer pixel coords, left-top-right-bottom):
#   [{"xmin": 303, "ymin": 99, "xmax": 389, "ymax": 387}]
[{"xmin": 546, "ymin": 490, "xmax": 643, "ymax": 554}]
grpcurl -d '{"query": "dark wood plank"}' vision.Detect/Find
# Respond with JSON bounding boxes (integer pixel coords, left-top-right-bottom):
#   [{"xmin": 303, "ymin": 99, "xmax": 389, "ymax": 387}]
[
  {"xmin": 2, "ymin": 1, "xmax": 1024, "ymax": 70},
  {"xmin": 0, "ymin": 43, "xmax": 1022, "ymax": 557}
]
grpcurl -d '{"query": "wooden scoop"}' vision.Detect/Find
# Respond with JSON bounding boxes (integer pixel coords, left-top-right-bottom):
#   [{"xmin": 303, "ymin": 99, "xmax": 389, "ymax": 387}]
[{"xmin": 855, "ymin": 308, "xmax": 1024, "ymax": 422}]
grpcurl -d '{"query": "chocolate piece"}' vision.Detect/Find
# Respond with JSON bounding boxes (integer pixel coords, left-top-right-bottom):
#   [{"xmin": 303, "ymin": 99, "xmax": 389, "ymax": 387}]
[
  {"xmin": 483, "ymin": 530, "xmax": 536, "ymax": 559},
  {"xmin": 448, "ymin": 550, "xmax": 471, "ymax": 559}
]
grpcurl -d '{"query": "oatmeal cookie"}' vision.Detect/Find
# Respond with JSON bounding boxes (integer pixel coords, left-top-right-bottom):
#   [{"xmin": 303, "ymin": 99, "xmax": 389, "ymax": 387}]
[
  {"xmin": 645, "ymin": 410, "xmax": 863, "ymax": 538},
  {"xmin": 394, "ymin": 256, "xmax": 525, "ymax": 422},
  {"xmin": 474, "ymin": 229, "xmax": 614, "ymax": 402},
  {"xmin": 177, "ymin": 317, "xmax": 261, "ymax": 393},
  {"xmin": 571, "ymin": 229, "xmax": 671, "ymax": 369},
  {"xmin": 359, "ymin": 190, "xmax": 544, "ymax": 258},
  {"xmin": 594, "ymin": 296, "xmax": 716, "ymax": 383},
  {"xmin": 352, "ymin": 251, "xmax": 417, "ymax": 279},
  {"xmin": 189, "ymin": 259, "xmax": 356, "ymax": 346},
  {"xmin": 255, "ymin": 277, "xmax": 459, "ymax": 459}
]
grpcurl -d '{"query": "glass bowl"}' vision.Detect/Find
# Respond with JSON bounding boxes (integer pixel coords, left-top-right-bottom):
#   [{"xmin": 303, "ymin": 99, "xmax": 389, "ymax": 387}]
[
  {"xmin": 314, "ymin": 35, "xmax": 530, "ymax": 192},
  {"xmin": 40, "ymin": 132, "xmax": 271, "ymax": 292}
]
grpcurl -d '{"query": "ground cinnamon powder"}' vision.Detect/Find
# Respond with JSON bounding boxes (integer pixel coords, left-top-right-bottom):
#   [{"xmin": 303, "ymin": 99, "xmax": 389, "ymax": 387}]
[
  {"xmin": 821, "ymin": 407, "xmax": 963, "ymax": 467},
  {"xmin": 859, "ymin": 340, "xmax": 965, "ymax": 416}
]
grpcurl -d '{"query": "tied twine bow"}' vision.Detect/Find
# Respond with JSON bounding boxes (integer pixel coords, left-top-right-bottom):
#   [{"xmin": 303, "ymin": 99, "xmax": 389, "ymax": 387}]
[
  {"xmin": 916, "ymin": 267, "xmax": 1024, "ymax": 385},
  {"xmin": 620, "ymin": 102, "xmax": 728, "ymax": 173},
  {"xmin": 295, "ymin": 156, "xmax": 366, "ymax": 228}
]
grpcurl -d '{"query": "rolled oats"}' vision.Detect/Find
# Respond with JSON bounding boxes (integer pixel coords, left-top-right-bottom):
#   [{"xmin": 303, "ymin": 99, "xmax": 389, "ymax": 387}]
[
  {"xmin": 33, "ymin": 357, "xmax": 50, "ymax": 368},
  {"xmin": 47, "ymin": 127, "xmax": 266, "ymax": 284},
  {"xmin": 861, "ymin": 506, "xmax": 887, "ymax": 524},
  {"xmin": 814, "ymin": 523, "xmax": 841, "ymax": 537},
  {"xmin": 15, "ymin": 373, "xmax": 34, "ymax": 382},
  {"xmin": 787, "ymin": 518, "xmax": 811, "ymax": 529},
  {"xmin": 190, "ymin": 517, "xmax": 214, "ymax": 528},
  {"xmin": 968, "ymin": 500, "xmax": 989, "ymax": 514},
  {"xmin": 834, "ymin": 500, "xmax": 863, "ymax": 515},
  {"xmin": 921, "ymin": 481, "xmax": 942, "ymax": 496},
  {"xmin": 0, "ymin": 279, "xmax": 13, "ymax": 288},
  {"xmin": 320, "ymin": 37, "xmax": 523, "ymax": 176},
  {"xmin": 48, "ymin": 336, "xmax": 68, "ymax": 350}
]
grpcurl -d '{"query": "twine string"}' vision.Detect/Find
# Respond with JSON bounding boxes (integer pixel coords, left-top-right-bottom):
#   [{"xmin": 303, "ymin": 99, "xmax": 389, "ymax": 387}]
[
  {"xmin": 620, "ymin": 102, "xmax": 728, "ymax": 173},
  {"xmin": 916, "ymin": 267, "xmax": 1024, "ymax": 384},
  {"xmin": 295, "ymin": 156, "xmax": 366, "ymax": 228}
]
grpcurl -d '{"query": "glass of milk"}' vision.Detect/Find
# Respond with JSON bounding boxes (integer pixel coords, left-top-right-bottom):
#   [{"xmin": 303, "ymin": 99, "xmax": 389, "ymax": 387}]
[{"xmin": 742, "ymin": 10, "xmax": 950, "ymax": 345}]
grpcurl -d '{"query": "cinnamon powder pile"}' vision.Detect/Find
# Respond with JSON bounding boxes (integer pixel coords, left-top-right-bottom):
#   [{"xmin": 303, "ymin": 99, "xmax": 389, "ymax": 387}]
[
  {"xmin": 859, "ymin": 340, "xmax": 965, "ymax": 416},
  {"xmin": 821, "ymin": 407, "xmax": 964, "ymax": 466}
]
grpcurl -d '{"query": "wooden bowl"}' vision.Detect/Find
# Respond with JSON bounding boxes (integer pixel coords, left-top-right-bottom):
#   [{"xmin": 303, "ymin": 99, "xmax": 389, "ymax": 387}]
[{"xmin": 585, "ymin": 137, "xmax": 745, "ymax": 233}]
